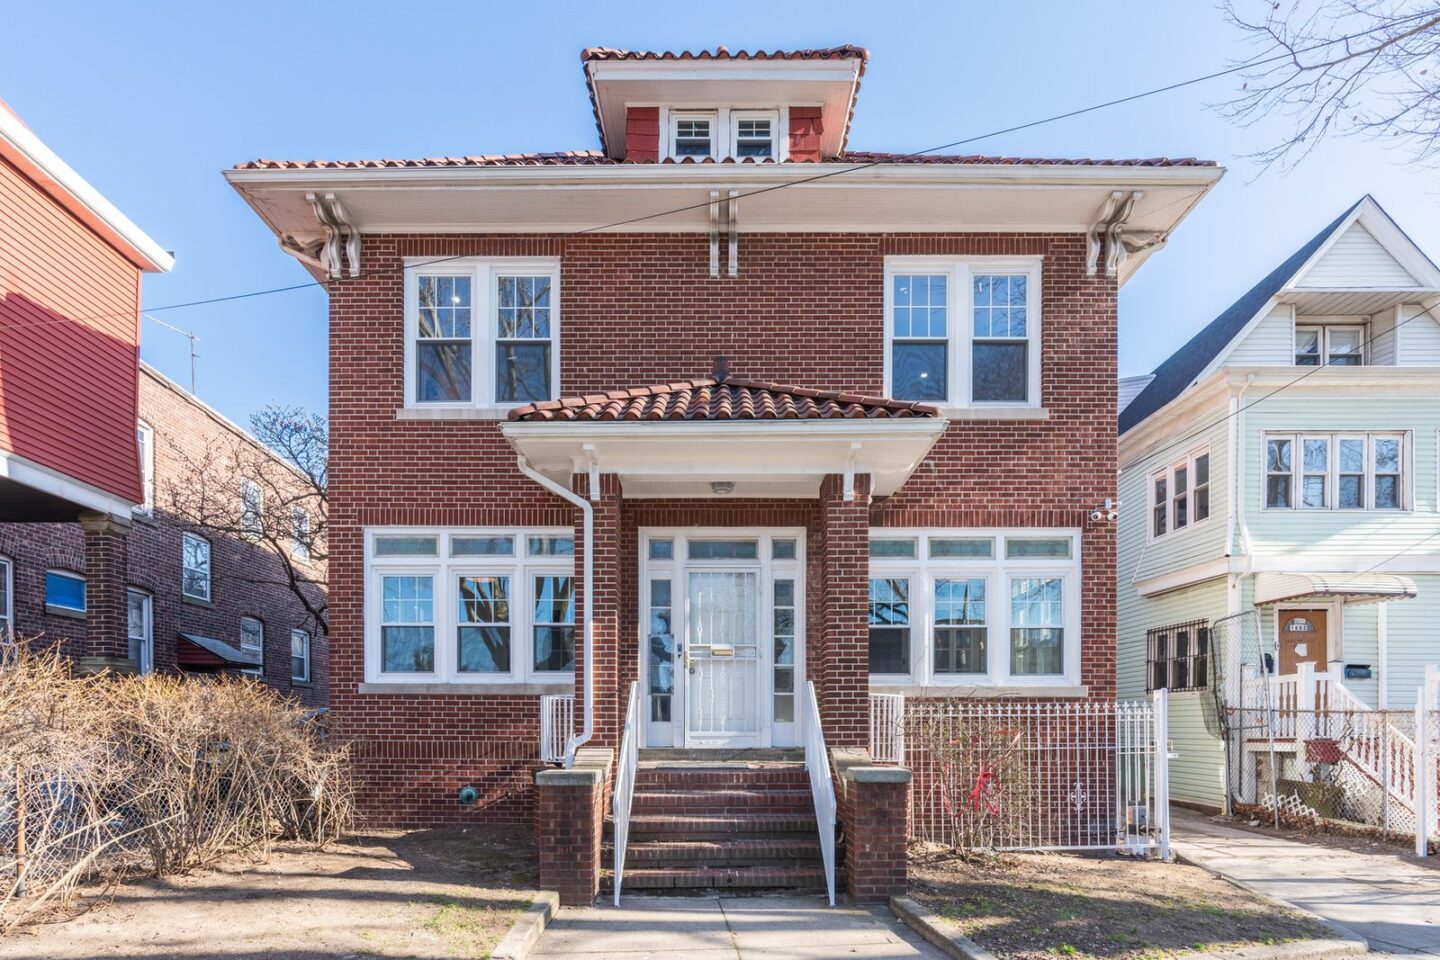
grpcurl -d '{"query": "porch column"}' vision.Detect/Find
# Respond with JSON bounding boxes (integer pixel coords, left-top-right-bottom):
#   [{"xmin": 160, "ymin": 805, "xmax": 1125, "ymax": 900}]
[
  {"xmin": 77, "ymin": 511, "xmax": 133, "ymax": 674},
  {"xmin": 818, "ymin": 473, "xmax": 870, "ymax": 747},
  {"xmin": 574, "ymin": 473, "xmax": 623, "ymax": 749}
]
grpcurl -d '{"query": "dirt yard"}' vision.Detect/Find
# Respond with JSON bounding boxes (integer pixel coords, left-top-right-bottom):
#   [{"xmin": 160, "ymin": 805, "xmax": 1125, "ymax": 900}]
[
  {"xmin": 0, "ymin": 826, "xmax": 537, "ymax": 960},
  {"xmin": 909, "ymin": 847, "xmax": 1333, "ymax": 960}
]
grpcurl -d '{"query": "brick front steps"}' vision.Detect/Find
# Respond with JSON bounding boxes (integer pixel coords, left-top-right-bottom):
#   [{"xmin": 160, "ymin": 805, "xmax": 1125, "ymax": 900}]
[{"xmin": 604, "ymin": 756, "xmax": 826, "ymax": 895}]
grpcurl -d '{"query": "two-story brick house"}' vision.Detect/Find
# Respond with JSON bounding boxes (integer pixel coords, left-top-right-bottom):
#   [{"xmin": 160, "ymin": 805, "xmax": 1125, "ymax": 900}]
[
  {"xmin": 228, "ymin": 44, "xmax": 1220, "ymax": 896},
  {"xmin": 0, "ymin": 363, "xmax": 327, "ymax": 705},
  {"xmin": 1118, "ymin": 196, "xmax": 1440, "ymax": 816}
]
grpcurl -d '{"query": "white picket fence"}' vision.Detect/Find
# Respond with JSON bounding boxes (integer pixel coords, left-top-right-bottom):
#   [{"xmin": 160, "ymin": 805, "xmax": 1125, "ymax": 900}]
[{"xmin": 895, "ymin": 692, "xmax": 1170, "ymax": 855}]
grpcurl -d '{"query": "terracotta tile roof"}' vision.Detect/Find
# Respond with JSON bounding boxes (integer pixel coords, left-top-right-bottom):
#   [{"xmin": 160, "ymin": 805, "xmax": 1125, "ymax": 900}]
[
  {"xmin": 579, "ymin": 44, "xmax": 869, "ymax": 64},
  {"xmin": 508, "ymin": 376, "xmax": 939, "ymax": 422},
  {"xmin": 234, "ymin": 151, "xmax": 1216, "ymax": 171}
]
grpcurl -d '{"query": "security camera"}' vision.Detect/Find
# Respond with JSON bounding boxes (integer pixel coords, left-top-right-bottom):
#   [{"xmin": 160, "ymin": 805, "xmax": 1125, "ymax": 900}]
[
  {"xmin": 1107, "ymin": 509, "xmax": 1119, "ymax": 522},
  {"xmin": 1089, "ymin": 509, "xmax": 1105, "ymax": 522}
]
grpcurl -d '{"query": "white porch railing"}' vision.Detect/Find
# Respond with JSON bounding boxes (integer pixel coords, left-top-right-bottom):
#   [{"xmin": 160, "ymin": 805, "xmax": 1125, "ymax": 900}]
[
  {"xmin": 611, "ymin": 681, "xmax": 641, "ymax": 905},
  {"xmin": 801, "ymin": 681, "xmax": 837, "ymax": 906},
  {"xmin": 869, "ymin": 693, "xmax": 905, "ymax": 764},
  {"xmin": 540, "ymin": 694, "xmax": 575, "ymax": 764}
]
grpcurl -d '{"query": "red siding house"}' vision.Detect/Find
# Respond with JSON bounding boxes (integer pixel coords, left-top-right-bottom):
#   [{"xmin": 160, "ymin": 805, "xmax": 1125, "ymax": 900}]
[
  {"xmin": 227, "ymin": 45, "xmax": 1221, "ymax": 900},
  {"xmin": 0, "ymin": 96, "xmax": 173, "ymax": 671}
]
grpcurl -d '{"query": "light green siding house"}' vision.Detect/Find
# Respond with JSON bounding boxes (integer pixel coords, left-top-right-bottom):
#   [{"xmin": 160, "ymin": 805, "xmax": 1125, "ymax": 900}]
[{"xmin": 1118, "ymin": 196, "xmax": 1440, "ymax": 813}]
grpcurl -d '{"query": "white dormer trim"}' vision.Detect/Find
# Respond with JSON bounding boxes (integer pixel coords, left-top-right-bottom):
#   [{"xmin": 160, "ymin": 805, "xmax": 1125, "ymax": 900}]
[{"xmin": 1288, "ymin": 196, "xmax": 1440, "ymax": 291}]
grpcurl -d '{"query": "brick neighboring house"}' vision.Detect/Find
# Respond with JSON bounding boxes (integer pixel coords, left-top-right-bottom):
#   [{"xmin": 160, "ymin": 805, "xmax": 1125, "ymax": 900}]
[
  {"xmin": 0, "ymin": 364, "xmax": 327, "ymax": 706},
  {"xmin": 227, "ymin": 44, "xmax": 1221, "ymax": 898}
]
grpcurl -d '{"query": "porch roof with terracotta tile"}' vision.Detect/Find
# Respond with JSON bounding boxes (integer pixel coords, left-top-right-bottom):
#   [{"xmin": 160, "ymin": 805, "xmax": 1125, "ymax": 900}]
[{"xmin": 506, "ymin": 376, "xmax": 940, "ymax": 422}]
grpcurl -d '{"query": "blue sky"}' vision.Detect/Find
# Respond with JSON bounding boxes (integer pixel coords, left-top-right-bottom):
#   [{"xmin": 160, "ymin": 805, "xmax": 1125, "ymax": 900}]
[{"xmin": 3, "ymin": 1, "xmax": 1437, "ymax": 425}]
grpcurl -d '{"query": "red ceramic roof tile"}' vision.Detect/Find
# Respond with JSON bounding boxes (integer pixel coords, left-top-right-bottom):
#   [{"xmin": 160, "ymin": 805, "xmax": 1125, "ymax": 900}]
[
  {"xmin": 234, "ymin": 151, "xmax": 1216, "ymax": 170},
  {"xmin": 508, "ymin": 376, "xmax": 939, "ymax": 422}
]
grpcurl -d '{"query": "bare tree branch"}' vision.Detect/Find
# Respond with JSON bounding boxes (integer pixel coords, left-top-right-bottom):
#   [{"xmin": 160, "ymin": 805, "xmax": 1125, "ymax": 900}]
[
  {"xmin": 1220, "ymin": 1, "xmax": 1440, "ymax": 169},
  {"xmin": 161, "ymin": 405, "xmax": 329, "ymax": 635}
]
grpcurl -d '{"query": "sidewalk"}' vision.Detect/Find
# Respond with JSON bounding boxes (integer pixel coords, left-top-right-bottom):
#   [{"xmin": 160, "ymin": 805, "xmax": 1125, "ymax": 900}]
[
  {"xmin": 1173, "ymin": 808, "xmax": 1440, "ymax": 956},
  {"xmin": 531, "ymin": 895, "xmax": 948, "ymax": 959}
]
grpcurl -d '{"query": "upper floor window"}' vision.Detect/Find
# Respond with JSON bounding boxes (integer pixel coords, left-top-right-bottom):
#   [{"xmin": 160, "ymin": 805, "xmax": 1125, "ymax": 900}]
[
  {"xmin": 290, "ymin": 507, "xmax": 312, "ymax": 563},
  {"xmin": 45, "ymin": 570, "xmax": 86, "ymax": 613},
  {"xmin": 182, "ymin": 533, "xmax": 212, "ymax": 601},
  {"xmin": 1265, "ymin": 432, "xmax": 1406, "ymax": 511},
  {"xmin": 239, "ymin": 479, "xmax": 264, "ymax": 541},
  {"xmin": 1296, "ymin": 324, "xmax": 1364, "ymax": 366},
  {"xmin": 662, "ymin": 109, "xmax": 782, "ymax": 161},
  {"xmin": 239, "ymin": 616, "xmax": 264, "ymax": 676},
  {"xmin": 136, "ymin": 421, "xmax": 155, "ymax": 515},
  {"xmin": 672, "ymin": 113, "xmax": 714, "ymax": 157},
  {"xmin": 885, "ymin": 258, "xmax": 1042, "ymax": 408},
  {"xmin": 731, "ymin": 113, "xmax": 776, "ymax": 158},
  {"xmin": 405, "ymin": 258, "xmax": 560, "ymax": 409},
  {"xmin": 1149, "ymin": 449, "xmax": 1211, "ymax": 540}
]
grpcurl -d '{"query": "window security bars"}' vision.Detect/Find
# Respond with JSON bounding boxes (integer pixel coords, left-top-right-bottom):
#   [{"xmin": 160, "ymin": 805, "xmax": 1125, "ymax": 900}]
[{"xmin": 1147, "ymin": 619, "xmax": 1211, "ymax": 693}]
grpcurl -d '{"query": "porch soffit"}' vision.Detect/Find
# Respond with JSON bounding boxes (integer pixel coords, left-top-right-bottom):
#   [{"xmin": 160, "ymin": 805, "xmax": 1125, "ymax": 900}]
[{"xmin": 1253, "ymin": 572, "xmax": 1418, "ymax": 608}]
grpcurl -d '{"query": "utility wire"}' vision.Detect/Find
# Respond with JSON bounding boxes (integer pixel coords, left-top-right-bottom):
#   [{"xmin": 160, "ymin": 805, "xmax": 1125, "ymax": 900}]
[{"xmin": 2, "ymin": 8, "xmax": 1436, "ymax": 335}]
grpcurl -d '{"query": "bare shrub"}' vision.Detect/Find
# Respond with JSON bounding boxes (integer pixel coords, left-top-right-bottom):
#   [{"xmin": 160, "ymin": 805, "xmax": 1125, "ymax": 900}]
[
  {"xmin": 910, "ymin": 707, "xmax": 1033, "ymax": 855},
  {"xmin": 0, "ymin": 640, "xmax": 353, "ymax": 931}
]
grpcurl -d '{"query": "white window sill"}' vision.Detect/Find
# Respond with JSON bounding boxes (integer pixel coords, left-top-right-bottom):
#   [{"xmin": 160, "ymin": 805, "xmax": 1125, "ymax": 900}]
[
  {"xmin": 938, "ymin": 407, "xmax": 1049, "ymax": 421},
  {"xmin": 396, "ymin": 407, "xmax": 516, "ymax": 421},
  {"xmin": 358, "ymin": 681, "xmax": 574, "ymax": 695},
  {"xmin": 869, "ymin": 682, "xmax": 1088, "ymax": 698}
]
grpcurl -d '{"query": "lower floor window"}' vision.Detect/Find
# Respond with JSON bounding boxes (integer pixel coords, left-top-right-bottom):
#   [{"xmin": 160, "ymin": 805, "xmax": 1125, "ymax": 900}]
[
  {"xmin": 239, "ymin": 616, "xmax": 264, "ymax": 675},
  {"xmin": 367, "ymin": 527, "xmax": 575, "ymax": 683},
  {"xmin": 291, "ymin": 629, "xmax": 311, "ymax": 682},
  {"xmin": 868, "ymin": 529, "xmax": 1080, "ymax": 684},
  {"xmin": 1146, "ymin": 618, "xmax": 1209, "ymax": 692},
  {"xmin": 45, "ymin": 570, "xmax": 86, "ymax": 612},
  {"xmin": 127, "ymin": 589, "xmax": 153, "ymax": 674}
]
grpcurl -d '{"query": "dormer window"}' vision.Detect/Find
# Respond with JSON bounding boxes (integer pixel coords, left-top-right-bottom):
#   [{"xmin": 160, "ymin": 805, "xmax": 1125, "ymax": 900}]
[
  {"xmin": 672, "ymin": 113, "xmax": 714, "ymax": 158},
  {"xmin": 1295, "ymin": 324, "xmax": 1365, "ymax": 366},
  {"xmin": 732, "ymin": 113, "xmax": 776, "ymax": 158}
]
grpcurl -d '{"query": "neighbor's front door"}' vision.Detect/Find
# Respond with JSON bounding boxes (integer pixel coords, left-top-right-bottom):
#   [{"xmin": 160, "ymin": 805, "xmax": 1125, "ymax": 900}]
[
  {"xmin": 1278, "ymin": 608, "xmax": 1328, "ymax": 675},
  {"xmin": 685, "ymin": 570, "xmax": 761, "ymax": 747}
]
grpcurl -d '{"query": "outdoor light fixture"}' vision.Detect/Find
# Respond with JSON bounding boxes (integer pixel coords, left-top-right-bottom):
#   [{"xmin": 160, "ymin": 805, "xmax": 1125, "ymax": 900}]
[{"xmin": 710, "ymin": 481, "xmax": 735, "ymax": 496}]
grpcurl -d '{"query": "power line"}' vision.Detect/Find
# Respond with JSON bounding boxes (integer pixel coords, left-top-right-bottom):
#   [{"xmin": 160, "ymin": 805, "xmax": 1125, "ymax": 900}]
[{"xmin": 3, "ymin": 8, "xmax": 1436, "ymax": 335}]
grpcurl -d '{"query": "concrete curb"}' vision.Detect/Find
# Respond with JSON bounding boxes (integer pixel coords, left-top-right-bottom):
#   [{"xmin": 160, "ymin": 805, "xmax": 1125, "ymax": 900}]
[
  {"xmin": 889, "ymin": 896, "xmax": 999, "ymax": 960},
  {"xmin": 1172, "ymin": 841, "xmax": 1370, "ymax": 955},
  {"xmin": 490, "ymin": 890, "xmax": 559, "ymax": 960}
]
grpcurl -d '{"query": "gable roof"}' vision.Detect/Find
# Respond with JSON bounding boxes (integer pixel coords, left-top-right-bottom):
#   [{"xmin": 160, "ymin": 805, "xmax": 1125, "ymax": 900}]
[
  {"xmin": 508, "ymin": 375, "xmax": 939, "ymax": 422},
  {"xmin": 1116, "ymin": 194, "xmax": 1440, "ymax": 434}
]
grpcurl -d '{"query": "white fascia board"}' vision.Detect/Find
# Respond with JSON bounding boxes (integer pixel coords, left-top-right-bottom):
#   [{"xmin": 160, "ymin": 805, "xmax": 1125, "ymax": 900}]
[
  {"xmin": 1, "ymin": 108, "xmax": 173, "ymax": 273},
  {"xmin": 0, "ymin": 449, "xmax": 138, "ymax": 519},
  {"xmin": 1220, "ymin": 364, "xmax": 1440, "ymax": 391},
  {"xmin": 222, "ymin": 161, "xmax": 1224, "ymax": 191},
  {"xmin": 586, "ymin": 60, "xmax": 861, "ymax": 84},
  {"xmin": 1284, "ymin": 196, "xmax": 1440, "ymax": 292},
  {"xmin": 1118, "ymin": 370, "xmax": 1230, "ymax": 464}
]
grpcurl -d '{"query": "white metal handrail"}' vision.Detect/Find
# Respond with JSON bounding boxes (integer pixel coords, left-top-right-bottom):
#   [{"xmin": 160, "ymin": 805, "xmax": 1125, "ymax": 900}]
[
  {"xmin": 802, "ymin": 680, "xmax": 837, "ymax": 906},
  {"xmin": 612, "ymin": 681, "xmax": 641, "ymax": 905},
  {"xmin": 540, "ymin": 694, "xmax": 575, "ymax": 764},
  {"xmin": 869, "ymin": 693, "xmax": 905, "ymax": 764}
]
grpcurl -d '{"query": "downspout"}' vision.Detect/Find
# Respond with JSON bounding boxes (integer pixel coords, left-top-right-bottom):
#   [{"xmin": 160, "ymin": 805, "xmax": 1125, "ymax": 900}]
[
  {"xmin": 1235, "ymin": 374, "xmax": 1256, "ymax": 566},
  {"xmin": 516, "ymin": 455, "xmax": 593, "ymax": 767}
]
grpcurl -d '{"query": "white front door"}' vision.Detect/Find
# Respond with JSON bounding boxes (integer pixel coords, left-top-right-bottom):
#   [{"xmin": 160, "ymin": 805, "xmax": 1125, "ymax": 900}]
[
  {"xmin": 685, "ymin": 570, "xmax": 761, "ymax": 746},
  {"xmin": 640, "ymin": 530, "xmax": 805, "ymax": 749}
]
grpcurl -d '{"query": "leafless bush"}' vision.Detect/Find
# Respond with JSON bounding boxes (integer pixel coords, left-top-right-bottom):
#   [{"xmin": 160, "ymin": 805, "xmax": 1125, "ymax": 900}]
[
  {"xmin": 0, "ymin": 640, "xmax": 353, "ymax": 931},
  {"xmin": 911, "ymin": 708, "xmax": 1034, "ymax": 855}
]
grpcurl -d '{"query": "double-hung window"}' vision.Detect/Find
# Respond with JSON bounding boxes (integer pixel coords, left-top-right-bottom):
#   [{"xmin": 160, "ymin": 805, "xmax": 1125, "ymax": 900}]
[
  {"xmin": 239, "ymin": 616, "xmax": 264, "ymax": 676},
  {"xmin": 366, "ymin": 528, "xmax": 575, "ymax": 684},
  {"xmin": 885, "ymin": 258, "xmax": 1042, "ymax": 408},
  {"xmin": 1148, "ymin": 449, "xmax": 1211, "ymax": 540},
  {"xmin": 291, "ymin": 629, "xmax": 311, "ymax": 682},
  {"xmin": 0, "ymin": 556, "xmax": 10, "ymax": 636},
  {"xmin": 1146, "ymin": 619, "xmax": 1210, "ymax": 692},
  {"xmin": 291, "ymin": 507, "xmax": 312, "ymax": 562},
  {"xmin": 127, "ymin": 589, "xmax": 153, "ymax": 674},
  {"xmin": 136, "ymin": 421, "xmax": 155, "ymax": 515},
  {"xmin": 1295, "ymin": 324, "xmax": 1365, "ymax": 366},
  {"xmin": 239, "ymin": 479, "xmax": 264, "ymax": 541},
  {"xmin": 406, "ymin": 258, "xmax": 560, "ymax": 410},
  {"xmin": 867, "ymin": 529, "xmax": 1079, "ymax": 686},
  {"xmin": 1265, "ymin": 432, "xmax": 1407, "ymax": 511},
  {"xmin": 182, "ymin": 533, "xmax": 212, "ymax": 601}
]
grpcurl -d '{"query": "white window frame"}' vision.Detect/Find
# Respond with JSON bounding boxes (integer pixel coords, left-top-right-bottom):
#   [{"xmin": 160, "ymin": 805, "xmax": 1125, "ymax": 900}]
[
  {"xmin": 136, "ymin": 421, "xmax": 155, "ymax": 515},
  {"xmin": 883, "ymin": 257, "xmax": 1043, "ymax": 410},
  {"xmin": 1294, "ymin": 322, "xmax": 1367, "ymax": 366},
  {"xmin": 45, "ymin": 569, "xmax": 86, "ymax": 613},
  {"xmin": 730, "ymin": 110, "xmax": 781, "ymax": 160},
  {"xmin": 181, "ymin": 532, "xmax": 212, "ymax": 602},
  {"xmin": 363, "ymin": 527, "xmax": 576, "ymax": 685},
  {"xmin": 239, "ymin": 478, "xmax": 264, "ymax": 541},
  {"xmin": 290, "ymin": 507, "xmax": 312, "ymax": 563},
  {"xmin": 1263, "ymin": 432, "xmax": 1411, "ymax": 512},
  {"xmin": 403, "ymin": 258, "xmax": 561, "ymax": 412},
  {"xmin": 1147, "ymin": 447, "xmax": 1212, "ymax": 541},
  {"xmin": 867, "ymin": 528, "xmax": 1081, "ymax": 687},
  {"xmin": 291, "ymin": 628, "xmax": 311, "ymax": 682},
  {"xmin": 669, "ymin": 110, "xmax": 718, "ymax": 159},
  {"xmin": 239, "ymin": 615, "xmax": 264, "ymax": 676},
  {"xmin": 0, "ymin": 555, "xmax": 11, "ymax": 636},
  {"xmin": 127, "ymin": 588, "xmax": 153, "ymax": 675}
]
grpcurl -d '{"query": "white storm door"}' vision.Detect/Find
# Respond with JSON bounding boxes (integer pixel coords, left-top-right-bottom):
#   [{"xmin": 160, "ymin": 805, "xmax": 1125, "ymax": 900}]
[{"xmin": 684, "ymin": 570, "xmax": 762, "ymax": 746}]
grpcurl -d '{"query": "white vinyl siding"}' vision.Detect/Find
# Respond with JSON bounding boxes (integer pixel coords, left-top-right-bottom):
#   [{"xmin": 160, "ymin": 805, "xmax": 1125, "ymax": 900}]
[
  {"xmin": 1296, "ymin": 222, "xmax": 1418, "ymax": 288},
  {"xmin": 1228, "ymin": 304, "xmax": 1295, "ymax": 366},
  {"xmin": 1397, "ymin": 304, "xmax": 1440, "ymax": 365}
]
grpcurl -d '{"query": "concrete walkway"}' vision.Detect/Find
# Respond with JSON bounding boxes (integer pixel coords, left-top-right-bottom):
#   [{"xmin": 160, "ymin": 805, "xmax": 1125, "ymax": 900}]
[
  {"xmin": 531, "ymin": 895, "xmax": 948, "ymax": 959},
  {"xmin": 1173, "ymin": 809, "xmax": 1440, "ymax": 956}
]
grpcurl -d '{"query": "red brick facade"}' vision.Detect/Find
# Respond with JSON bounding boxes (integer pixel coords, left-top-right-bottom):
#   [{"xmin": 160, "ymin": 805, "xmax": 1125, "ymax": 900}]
[
  {"xmin": 326, "ymin": 230, "xmax": 1117, "ymax": 826},
  {"xmin": 0, "ymin": 368, "xmax": 326, "ymax": 706}
]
